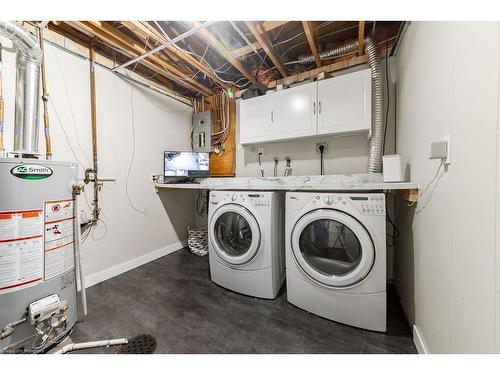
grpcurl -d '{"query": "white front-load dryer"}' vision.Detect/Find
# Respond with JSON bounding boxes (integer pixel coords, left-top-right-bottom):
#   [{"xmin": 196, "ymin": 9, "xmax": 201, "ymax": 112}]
[
  {"xmin": 208, "ymin": 191, "xmax": 285, "ymax": 299},
  {"xmin": 285, "ymin": 192, "xmax": 386, "ymax": 332}
]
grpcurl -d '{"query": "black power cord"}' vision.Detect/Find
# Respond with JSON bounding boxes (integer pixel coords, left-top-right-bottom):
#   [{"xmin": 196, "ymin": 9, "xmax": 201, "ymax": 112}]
[{"xmin": 319, "ymin": 144, "xmax": 325, "ymax": 175}]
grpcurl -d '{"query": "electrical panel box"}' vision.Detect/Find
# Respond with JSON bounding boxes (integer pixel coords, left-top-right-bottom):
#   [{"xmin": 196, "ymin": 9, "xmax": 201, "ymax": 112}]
[{"xmin": 192, "ymin": 111, "xmax": 212, "ymax": 153}]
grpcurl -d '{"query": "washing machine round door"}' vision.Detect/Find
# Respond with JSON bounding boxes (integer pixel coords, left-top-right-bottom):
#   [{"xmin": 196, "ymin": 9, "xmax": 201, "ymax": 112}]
[
  {"xmin": 210, "ymin": 204, "xmax": 261, "ymax": 265},
  {"xmin": 291, "ymin": 209, "xmax": 375, "ymax": 288}
]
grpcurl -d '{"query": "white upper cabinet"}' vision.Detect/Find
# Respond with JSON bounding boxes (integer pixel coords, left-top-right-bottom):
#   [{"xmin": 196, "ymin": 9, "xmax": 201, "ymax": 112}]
[
  {"xmin": 317, "ymin": 69, "xmax": 372, "ymax": 136},
  {"xmin": 239, "ymin": 68, "xmax": 372, "ymax": 145},
  {"xmin": 273, "ymin": 81, "xmax": 317, "ymax": 140},
  {"xmin": 239, "ymin": 93, "xmax": 276, "ymax": 144}
]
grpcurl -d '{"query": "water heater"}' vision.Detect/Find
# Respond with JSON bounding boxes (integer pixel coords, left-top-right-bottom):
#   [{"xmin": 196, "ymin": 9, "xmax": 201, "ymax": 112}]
[{"xmin": 0, "ymin": 158, "xmax": 79, "ymax": 353}]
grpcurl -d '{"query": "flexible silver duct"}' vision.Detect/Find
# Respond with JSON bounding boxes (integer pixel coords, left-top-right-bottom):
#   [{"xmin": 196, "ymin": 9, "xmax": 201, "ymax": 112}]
[
  {"xmin": 299, "ymin": 38, "xmax": 384, "ymax": 173},
  {"xmin": 0, "ymin": 21, "xmax": 42, "ymax": 156}
]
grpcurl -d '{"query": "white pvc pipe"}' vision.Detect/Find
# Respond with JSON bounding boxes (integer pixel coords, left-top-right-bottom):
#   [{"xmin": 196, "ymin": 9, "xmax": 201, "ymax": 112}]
[
  {"xmin": 54, "ymin": 338, "xmax": 128, "ymax": 354},
  {"xmin": 73, "ymin": 193, "xmax": 87, "ymax": 317}
]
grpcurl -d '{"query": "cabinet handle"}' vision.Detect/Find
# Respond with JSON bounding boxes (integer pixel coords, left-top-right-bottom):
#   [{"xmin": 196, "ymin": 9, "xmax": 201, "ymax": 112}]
[
  {"xmin": 313, "ymin": 102, "xmax": 316, "ymax": 115},
  {"xmin": 271, "ymin": 110, "xmax": 274, "ymax": 122},
  {"xmin": 319, "ymin": 101, "xmax": 322, "ymax": 114}
]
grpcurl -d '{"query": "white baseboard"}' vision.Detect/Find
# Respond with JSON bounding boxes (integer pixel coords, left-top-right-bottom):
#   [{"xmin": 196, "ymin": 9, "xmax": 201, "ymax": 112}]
[
  {"xmin": 84, "ymin": 240, "xmax": 187, "ymax": 288},
  {"xmin": 413, "ymin": 324, "xmax": 430, "ymax": 354}
]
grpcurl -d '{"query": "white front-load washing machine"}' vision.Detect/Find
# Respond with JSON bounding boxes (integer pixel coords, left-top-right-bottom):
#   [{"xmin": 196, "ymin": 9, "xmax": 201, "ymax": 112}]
[
  {"xmin": 208, "ymin": 190, "xmax": 285, "ymax": 299},
  {"xmin": 285, "ymin": 192, "xmax": 386, "ymax": 332}
]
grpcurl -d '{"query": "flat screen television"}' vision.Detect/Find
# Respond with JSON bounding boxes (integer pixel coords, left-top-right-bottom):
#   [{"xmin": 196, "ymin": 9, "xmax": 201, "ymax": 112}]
[{"xmin": 164, "ymin": 151, "xmax": 209, "ymax": 178}]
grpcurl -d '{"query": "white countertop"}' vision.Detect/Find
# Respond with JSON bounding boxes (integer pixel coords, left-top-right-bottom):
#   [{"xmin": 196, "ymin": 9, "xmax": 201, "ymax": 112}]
[{"xmin": 155, "ymin": 174, "xmax": 418, "ymax": 192}]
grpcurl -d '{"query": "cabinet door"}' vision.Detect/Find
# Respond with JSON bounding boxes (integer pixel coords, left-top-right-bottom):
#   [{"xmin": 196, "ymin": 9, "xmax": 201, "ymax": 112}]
[
  {"xmin": 274, "ymin": 82, "xmax": 316, "ymax": 140},
  {"xmin": 239, "ymin": 94, "xmax": 275, "ymax": 145},
  {"xmin": 317, "ymin": 69, "xmax": 372, "ymax": 136}
]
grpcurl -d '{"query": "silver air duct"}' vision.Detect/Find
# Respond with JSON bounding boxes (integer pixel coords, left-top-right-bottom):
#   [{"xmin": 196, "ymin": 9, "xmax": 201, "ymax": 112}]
[
  {"xmin": 0, "ymin": 21, "xmax": 42, "ymax": 156},
  {"xmin": 299, "ymin": 38, "xmax": 384, "ymax": 174}
]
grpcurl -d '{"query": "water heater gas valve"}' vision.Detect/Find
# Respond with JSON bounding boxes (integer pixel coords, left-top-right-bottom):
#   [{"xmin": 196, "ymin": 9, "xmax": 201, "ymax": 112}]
[{"xmin": 28, "ymin": 294, "xmax": 68, "ymax": 326}]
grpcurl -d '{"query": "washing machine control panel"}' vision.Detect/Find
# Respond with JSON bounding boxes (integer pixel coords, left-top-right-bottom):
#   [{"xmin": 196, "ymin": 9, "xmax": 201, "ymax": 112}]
[{"xmin": 248, "ymin": 193, "xmax": 270, "ymax": 208}]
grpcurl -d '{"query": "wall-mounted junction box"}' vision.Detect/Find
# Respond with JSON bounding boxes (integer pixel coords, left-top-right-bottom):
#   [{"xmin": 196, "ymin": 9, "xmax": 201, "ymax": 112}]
[
  {"xmin": 429, "ymin": 134, "xmax": 451, "ymax": 165},
  {"xmin": 192, "ymin": 111, "xmax": 212, "ymax": 153}
]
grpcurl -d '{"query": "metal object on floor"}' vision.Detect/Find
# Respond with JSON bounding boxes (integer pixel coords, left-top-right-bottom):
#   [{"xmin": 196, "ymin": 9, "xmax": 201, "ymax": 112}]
[{"xmin": 115, "ymin": 334, "xmax": 157, "ymax": 354}]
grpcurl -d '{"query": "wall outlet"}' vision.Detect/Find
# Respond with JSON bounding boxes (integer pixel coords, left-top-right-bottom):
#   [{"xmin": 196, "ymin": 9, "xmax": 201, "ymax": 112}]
[
  {"xmin": 315, "ymin": 142, "xmax": 329, "ymax": 154},
  {"xmin": 149, "ymin": 172, "xmax": 159, "ymax": 183}
]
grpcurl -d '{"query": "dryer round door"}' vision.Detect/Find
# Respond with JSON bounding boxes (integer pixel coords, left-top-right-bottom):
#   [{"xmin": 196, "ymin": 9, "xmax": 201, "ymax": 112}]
[
  {"xmin": 210, "ymin": 204, "xmax": 261, "ymax": 265},
  {"xmin": 291, "ymin": 209, "xmax": 375, "ymax": 288}
]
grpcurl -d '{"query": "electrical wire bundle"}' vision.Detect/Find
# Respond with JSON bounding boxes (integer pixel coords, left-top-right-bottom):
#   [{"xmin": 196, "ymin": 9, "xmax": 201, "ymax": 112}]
[{"xmin": 211, "ymin": 90, "xmax": 230, "ymax": 154}]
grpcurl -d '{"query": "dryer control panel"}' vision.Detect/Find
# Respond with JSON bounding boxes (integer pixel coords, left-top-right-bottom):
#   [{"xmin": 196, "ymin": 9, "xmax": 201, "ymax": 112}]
[
  {"xmin": 349, "ymin": 194, "xmax": 385, "ymax": 216},
  {"xmin": 296, "ymin": 193, "xmax": 386, "ymax": 216}
]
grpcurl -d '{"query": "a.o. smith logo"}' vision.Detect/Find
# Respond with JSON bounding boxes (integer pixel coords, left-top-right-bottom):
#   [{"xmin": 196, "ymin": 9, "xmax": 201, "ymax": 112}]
[{"xmin": 10, "ymin": 164, "xmax": 53, "ymax": 180}]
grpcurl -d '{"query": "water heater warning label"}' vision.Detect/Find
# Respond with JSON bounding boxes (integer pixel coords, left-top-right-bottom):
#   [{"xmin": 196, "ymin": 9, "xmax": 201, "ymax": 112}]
[
  {"xmin": 0, "ymin": 209, "xmax": 44, "ymax": 294},
  {"xmin": 44, "ymin": 199, "xmax": 75, "ymax": 280}
]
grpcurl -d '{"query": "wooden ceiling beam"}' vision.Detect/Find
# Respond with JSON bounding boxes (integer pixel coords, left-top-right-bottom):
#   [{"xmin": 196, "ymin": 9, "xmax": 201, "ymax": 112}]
[
  {"xmin": 245, "ymin": 21, "xmax": 288, "ymax": 78},
  {"xmin": 186, "ymin": 21, "xmax": 256, "ymax": 84},
  {"xmin": 122, "ymin": 21, "xmax": 230, "ymax": 89},
  {"xmin": 262, "ymin": 21, "xmax": 289, "ymax": 33},
  {"xmin": 229, "ymin": 21, "xmax": 289, "ymax": 59},
  {"xmin": 302, "ymin": 21, "xmax": 321, "ymax": 68},
  {"xmin": 358, "ymin": 21, "xmax": 365, "ymax": 56},
  {"xmin": 231, "ymin": 42, "xmax": 260, "ymax": 59},
  {"xmin": 71, "ymin": 21, "xmax": 212, "ymax": 96},
  {"xmin": 86, "ymin": 21, "xmax": 213, "ymax": 95}
]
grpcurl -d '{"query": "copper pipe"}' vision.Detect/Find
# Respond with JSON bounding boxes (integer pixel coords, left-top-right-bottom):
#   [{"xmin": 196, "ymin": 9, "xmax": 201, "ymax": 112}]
[
  {"xmin": 38, "ymin": 28, "xmax": 52, "ymax": 159},
  {"xmin": 89, "ymin": 45, "xmax": 100, "ymax": 221}
]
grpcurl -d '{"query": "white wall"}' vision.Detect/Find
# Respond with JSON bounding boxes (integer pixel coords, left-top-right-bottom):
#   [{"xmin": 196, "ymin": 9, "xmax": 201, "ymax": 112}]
[
  {"xmin": 1, "ymin": 38, "xmax": 196, "ymax": 285},
  {"xmin": 395, "ymin": 22, "xmax": 500, "ymax": 353}
]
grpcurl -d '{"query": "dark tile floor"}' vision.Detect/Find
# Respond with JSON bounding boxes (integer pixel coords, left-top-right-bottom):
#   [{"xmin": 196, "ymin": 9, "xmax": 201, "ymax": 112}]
[{"xmin": 71, "ymin": 248, "xmax": 417, "ymax": 354}]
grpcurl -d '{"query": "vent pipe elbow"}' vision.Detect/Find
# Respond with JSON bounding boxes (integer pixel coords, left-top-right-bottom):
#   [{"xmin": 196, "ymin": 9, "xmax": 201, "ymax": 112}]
[{"xmin": 0, "ymin": 21, "xmax": 42, "ymax": 156}]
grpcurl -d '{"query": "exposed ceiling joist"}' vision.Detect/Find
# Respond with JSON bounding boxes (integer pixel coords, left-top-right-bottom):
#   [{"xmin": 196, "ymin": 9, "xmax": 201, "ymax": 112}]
[
  {"xmin": 358, "ymin": 21, "xmax": 365, "ymax": 56},
  {"xmin": 245, "ymin": 21, "xmax": 288, "ymax": 78},
  {"xmin": 119, "ymin": 21, "xmax": 181, "ymax": 62},
  {"xmin": 88, "ymin": 21, "xmax": 213, "ymax": 94},
  {"xmin": 229, "ymin": 21, "xmax": 290, "ymax": 59},
  {"xmin": 119, "ymin": 21, "xmax": 229, "ymax": 89},
  {"xmin": 186, "ymin": 21, "xmax": 256, "ymax": 84},
  {"xmin": 262, "ymin": 21, "xmax": 289, "ymax": 33},
  {"xmin": 114, "ymin": 21, "xmax": 215, "ymax": 71},
  {"xmin": 231, "ymin": 42, "xmax": 261, "ymax": 59},
  {"xmin": 302, "ymin": 21, "xmax": 321, "ymax": 68},
  {"xmin": 70, "ymin": 21, "xmax": 213, "ymax": 96}
]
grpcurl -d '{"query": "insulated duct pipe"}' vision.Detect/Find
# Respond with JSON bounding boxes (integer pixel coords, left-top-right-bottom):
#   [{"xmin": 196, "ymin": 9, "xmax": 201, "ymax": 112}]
[
  {"xmin": 0, "ymin": 21, "xmax": 42, "ymax": 156},
  {"xmin": 299, "ymin": 38, "xmax": 384, "ymax": 174}
]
